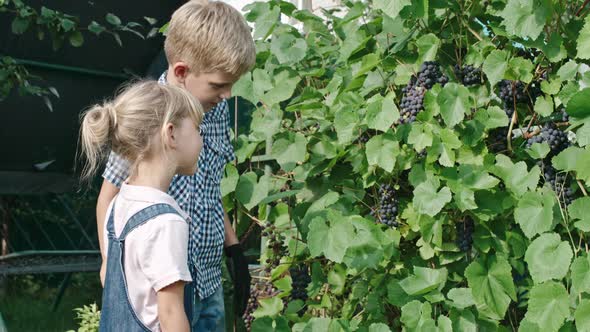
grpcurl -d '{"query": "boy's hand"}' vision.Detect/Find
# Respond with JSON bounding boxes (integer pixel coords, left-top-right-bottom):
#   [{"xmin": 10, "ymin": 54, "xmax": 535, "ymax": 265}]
[{"xmin": 225, "ymin": 243, "xmax": 250, "ymax": 317}]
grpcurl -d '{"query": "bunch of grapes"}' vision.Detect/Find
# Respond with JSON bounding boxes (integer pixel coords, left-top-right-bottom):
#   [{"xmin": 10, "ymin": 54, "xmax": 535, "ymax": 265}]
[
  {"xmin": 456, "ymin": 217, "xmax": 475, "ymax": 252},
  {"xmin": 398, "ymin": 61, "xmax": 448, "ymax": 124},
  {"xmin": 372, "ymin": 184, "xmax": 399, "ymax": 227},
  {"xmin": 243, "ymin": 279, "xmax": 280, "ymax": 331},
  {"xmin": 356, "ymin": 131, "xmax": 373, "ymax": 144},
  {"xmin": 538, "ymin": 161, "xmax": 576, "ymax": 207},
  {"xmin": 454, "ymin": 64, "xmax": 482, "ymax": 86},
  {"xmin": 526, "ymin": 123, "xmax": 570, "ymax": 156},
  {"xmin": 559, "ymin": 109, "xmax": 570, "ymax": 123},
  {"xmin": 261, "ymin": 221, "xmax": 287, "ymax": 272},
  {"xmin": 487, "ymin": 127, "xmax": 509, "ymax": 153},
  {"xmin": 399, "ymin": 85, "xmax": 426, "ymax": 124},
  {"xmin": 498, "ymin": 79, "xmax": 542, "ymax": 117},
  {"xmin": 415, "ymin": 61, "xmax": 449, "ymax": 89},
  {"xmin": 289, "ymin": 264, "xmax": 311, "ymax": 316}
]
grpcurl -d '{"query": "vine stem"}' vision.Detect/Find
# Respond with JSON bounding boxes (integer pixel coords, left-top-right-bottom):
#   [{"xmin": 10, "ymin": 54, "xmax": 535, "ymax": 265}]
[
  {"xmin": 523, "ymin": 113, "xmax": 537, "ymax": 139},
  {"xmin": 576, "ymin": 0, "xmax": 590, "ymax": 16},
  {"xmin": 241, "ymin": 208, "xmax": 265, "ymax": 227},
  {"xmin": 578, "ymin": 180, "xmax": 589, "ymax": 196},
  {"xmin": 507, "ymin": 111, "xmax": 517, "ymax": 151}
]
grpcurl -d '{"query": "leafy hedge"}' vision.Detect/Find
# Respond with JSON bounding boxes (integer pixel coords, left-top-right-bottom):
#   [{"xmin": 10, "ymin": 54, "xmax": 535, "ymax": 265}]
[{"xmin": 226, "ymin": 0, "xmax": 590, "ymax": 331}]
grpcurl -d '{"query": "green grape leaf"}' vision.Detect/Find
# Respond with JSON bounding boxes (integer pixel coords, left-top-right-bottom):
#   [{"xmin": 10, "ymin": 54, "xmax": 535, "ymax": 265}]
[
  {"xmin": 220, "ymin": 163, "xmax": 239, "ymax": 197},
  {"xmin": 513, "ymin": 188, "xmax": 555, "ymax": 239},
  {"xmin": 492, "ymin": 155, "xmax": 541, "ymax": 197},
  {"xmin": 437, "ymin": 83, "xmax": 470, "ymax": 128},
  {"xmin": 366, "ymin": 94, "xmax": 399, "ymax": 132},
  {"xmin": 447, "ymin": 288, "xmax": 476, "ymax": 309},
  {"xmin": 412, "ymin": 178, "xmax": 452, "ymax": 217},
  {"xmin": 524, "ymin": 232, "xmax": 573, "ymax": 283},
  {"xmin": 567, "ymin": 88, "xmax": 590, "ymax": 119},
  {"xmin": 500, "ymin": 0, "xmax": 551, "ymax": 40},
  {"xmin": 374, "ymin": 0, "xmax": 411, "ymax": 19},
  {"xmin": 252, "ymin": 297, "xmax": 284, "ymax": 318},
  {"xmin": 526, "ymin": 142, "xmax": 550, "ymax": 159},
  {"xmin": 569, "ymin": 197, "xmax": 590, "ymax": 232},
  {"xmin": 522, "ymin": 282, "xmax": 569, "ymax": 332},
  {"xmin": 271, "ymin": 132, "xmax": 307, "ymax": 171},
  {"xmin": 271, "ymin": 34, "xmax": 307, "ymax": 64},
  {"xmin": 577, "ymin": 14, "xmax": 590, "ymax": 60},
  {"xmin": 571, "ymin": 254, "xmax": 590, "ymax": 294},
  {"xmin": 408, "ymin": 123, "xmax": 434, "ymax": 152},
  {"xmin": 483, "ymin": 50, "xmax": 510, "ymax": 87},
  {"xmin": 534, "ymin": 94, "xmax": 554, "ymax": 117},
  {"xmin": 307, "ymin": 212, "xmax": 355, "ymax": 263},
  {"xmin": 552, "ymin": 147, "xmax": 590, "ymax": 184},
  {"xmin": 399, "ymin": 266, "xmax": 448, "ymax": 296},
  {"xmin": 465, "ymin": 255, "xmax": 516, "ymax": 320},
  {"xmin": 366, "ymin": 132, "xmax": 399, "ymax": 173}
]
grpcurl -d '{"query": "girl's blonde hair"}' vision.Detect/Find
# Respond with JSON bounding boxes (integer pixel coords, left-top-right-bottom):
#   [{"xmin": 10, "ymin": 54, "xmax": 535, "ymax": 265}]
[{"xmin": 78, "ymin": 80, "xmax": 204, "ymax": 182}]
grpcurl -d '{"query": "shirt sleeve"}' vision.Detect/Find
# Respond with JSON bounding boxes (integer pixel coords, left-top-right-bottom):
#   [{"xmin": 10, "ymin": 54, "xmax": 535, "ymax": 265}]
[
  {"xmin": 102, "ymin": 151, "xmax": 131, "ymax": 188},
  {"xmin": 222, "ymin": 101, "xmax": 236, "ymax": 163},
  {"xmin": 137, "ymin": 217, "xmax": 192, "ymax": 291}
]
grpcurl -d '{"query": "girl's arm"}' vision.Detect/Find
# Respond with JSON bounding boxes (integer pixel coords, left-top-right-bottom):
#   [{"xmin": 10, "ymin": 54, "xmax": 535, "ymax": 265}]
[{"xmin": 157, "ymin": 281, "xmax": 189, "ymax": 332}]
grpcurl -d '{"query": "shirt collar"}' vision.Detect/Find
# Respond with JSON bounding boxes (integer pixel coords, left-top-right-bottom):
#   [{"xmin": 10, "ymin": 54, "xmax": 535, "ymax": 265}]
[{"xmin": 119, "ymin": 182, "xmax": 190, "ymax": 221}]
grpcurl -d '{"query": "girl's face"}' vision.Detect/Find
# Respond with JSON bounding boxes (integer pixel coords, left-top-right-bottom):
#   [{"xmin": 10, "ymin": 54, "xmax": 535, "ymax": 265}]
[{"xmin": 173, "ymin": 116, "xmax": 203, "ymax": 175}]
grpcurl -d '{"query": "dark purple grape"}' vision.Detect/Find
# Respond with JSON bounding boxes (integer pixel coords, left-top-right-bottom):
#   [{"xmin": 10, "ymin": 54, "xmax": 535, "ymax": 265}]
[
  {"xmin": 397, "ymin": 61, "xmax": 448, "ymax": 124},
  {"xmin": 526, "ymin": 123, "xmax": 569, "ymax": 156},
  {"xmin": 456, "ymin": 217, "xmax": 475, "ymax": 252},
  {"xmin": 373, "ymin": 184, "xmax": 399, "ymax": 227},
  {"xmin": 454, "ymin": 64, "xmax": 483, "ymax": 86}
]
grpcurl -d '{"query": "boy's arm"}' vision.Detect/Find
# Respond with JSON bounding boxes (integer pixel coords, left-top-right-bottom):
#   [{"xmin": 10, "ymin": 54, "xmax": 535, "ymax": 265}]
[
  {"xmin": 96, "ymin": 151, "xmax": 130, "ymax": 286},
  {"xmin": 96, "ymin": 179, "xmax": 120, "ymax": 286},
  {"xmin": 96, "ymin": 179, "xmax": 120, "ymax": 258},
  {"xmin": 223, "ymin": 210, "xmax": 251, "ymax": 317},
  {"xmin": 223, "ymin": 211, "xmax": 239, "ymax": 247},
  {"xmin": 157, "ymin": 281, "xmax": 190, "ymax": 332}
]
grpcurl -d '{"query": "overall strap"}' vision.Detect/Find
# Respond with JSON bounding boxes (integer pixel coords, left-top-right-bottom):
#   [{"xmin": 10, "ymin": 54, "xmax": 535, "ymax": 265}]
[{"xmin": 116, "ymin": 203, "xmax": 182, "ymax": 241}]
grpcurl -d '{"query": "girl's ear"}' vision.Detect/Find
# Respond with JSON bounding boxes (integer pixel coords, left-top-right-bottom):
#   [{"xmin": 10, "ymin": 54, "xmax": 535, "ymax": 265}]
[{"xmin": 163, "ymin": 123, "xmax": 177, "ymax": 149}]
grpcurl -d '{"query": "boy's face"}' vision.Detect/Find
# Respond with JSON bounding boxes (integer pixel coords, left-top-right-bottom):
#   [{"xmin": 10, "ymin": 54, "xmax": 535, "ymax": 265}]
[{"xmin": 171, "ymin": 64, "xmax": 238, "ymax": 112}]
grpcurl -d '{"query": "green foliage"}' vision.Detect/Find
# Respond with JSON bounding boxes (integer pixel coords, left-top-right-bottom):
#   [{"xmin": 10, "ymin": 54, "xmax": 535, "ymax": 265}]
[
  {"xmin": 66, "ymin": 303, "xmax": 100, "ymax": 332},
  {"xmin": 225, "ymin": 0, "xmax": 590, "ymax": 330},
  {"xmin": 0, "ymin": 0, "xmax": 158, "ymax": 105}
]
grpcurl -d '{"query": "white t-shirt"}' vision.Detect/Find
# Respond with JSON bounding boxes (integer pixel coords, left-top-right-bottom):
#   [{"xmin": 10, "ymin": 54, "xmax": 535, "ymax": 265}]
[{"xmin": 103, "ymin": 183, "xmax": 192, "ymax": 332}]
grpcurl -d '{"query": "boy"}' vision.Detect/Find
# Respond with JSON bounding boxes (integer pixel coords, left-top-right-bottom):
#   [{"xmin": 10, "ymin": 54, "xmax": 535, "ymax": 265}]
[{"xmin": 95, "ymin": 1, "xmax": 256, "ymax": 331}]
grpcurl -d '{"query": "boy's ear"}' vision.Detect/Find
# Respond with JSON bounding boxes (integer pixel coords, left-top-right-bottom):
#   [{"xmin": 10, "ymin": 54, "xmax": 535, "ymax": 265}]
[{"xmin": 171, "ymin": 62, "xmax": 190, "ymax": 83}]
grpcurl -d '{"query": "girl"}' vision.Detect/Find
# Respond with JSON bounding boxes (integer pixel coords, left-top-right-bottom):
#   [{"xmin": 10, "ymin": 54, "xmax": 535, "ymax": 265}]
[{"xmin": 78, "ymin": 80, "xmax": 204, "ymax": 332}]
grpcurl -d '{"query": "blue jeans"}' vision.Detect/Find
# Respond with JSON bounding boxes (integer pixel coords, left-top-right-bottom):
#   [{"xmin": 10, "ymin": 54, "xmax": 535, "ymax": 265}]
[{"xmin": 184, "ymin": 283, "xmax": 225, "ymax": 332}]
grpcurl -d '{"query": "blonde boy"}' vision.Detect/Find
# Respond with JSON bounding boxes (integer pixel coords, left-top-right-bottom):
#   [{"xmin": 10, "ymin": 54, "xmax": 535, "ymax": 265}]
[{"xmin": 95, "ymin": 1, "xmax": 256, "ymax": 331}]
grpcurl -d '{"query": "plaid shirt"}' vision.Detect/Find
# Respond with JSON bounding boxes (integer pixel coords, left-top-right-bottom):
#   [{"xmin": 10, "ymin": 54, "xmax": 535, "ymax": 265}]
[{"xmin": 102, "ymin": 72, "xmax": 235, "ymax": 299}]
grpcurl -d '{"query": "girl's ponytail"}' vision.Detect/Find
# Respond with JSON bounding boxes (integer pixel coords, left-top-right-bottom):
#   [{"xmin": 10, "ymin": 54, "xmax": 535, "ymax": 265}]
[{"xmin": 78, "ymin": 102, "xmax": 116, "ymax": 182}]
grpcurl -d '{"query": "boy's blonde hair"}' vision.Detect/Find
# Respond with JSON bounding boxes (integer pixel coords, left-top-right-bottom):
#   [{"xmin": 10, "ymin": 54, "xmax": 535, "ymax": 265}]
[
  {"xmin": 164, "ymin": 0, "xmax": 256, "ymax": 76},
  {"xmin": 78, "ymin": 81, "xmax": 204, "ymax": 182}
]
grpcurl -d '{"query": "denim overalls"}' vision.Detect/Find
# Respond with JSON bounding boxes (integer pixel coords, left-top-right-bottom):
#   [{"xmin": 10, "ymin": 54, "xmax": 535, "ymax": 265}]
[{"xmin": 99, "ymin": 202, "xmax": 183, "ymax": 332}]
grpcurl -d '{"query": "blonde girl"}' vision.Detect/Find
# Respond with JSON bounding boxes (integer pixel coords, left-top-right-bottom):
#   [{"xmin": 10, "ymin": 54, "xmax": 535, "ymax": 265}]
[{"xmin": 79, "ymin": 80, "xmax": 203, "ymax": 332}]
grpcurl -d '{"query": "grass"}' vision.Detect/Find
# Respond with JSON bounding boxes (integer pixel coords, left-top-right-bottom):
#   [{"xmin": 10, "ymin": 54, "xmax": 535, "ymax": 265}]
[{"xmin": 0, "ymin": 273, "xmax": 102, "ymax": 332}]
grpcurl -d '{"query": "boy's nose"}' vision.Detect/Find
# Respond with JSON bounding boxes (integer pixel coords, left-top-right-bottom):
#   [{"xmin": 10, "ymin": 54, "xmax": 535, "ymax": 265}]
[{"xmin": 220, "ymin": 87, "xmax": 232, "ymax": 100}]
